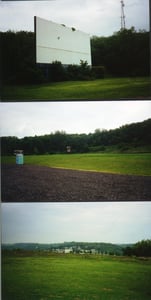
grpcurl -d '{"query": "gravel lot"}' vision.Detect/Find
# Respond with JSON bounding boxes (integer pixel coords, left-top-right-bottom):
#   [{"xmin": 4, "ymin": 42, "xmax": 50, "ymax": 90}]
[{"xmin": 1, "ymin": 164, "xmax": 151, "ymax": 202}]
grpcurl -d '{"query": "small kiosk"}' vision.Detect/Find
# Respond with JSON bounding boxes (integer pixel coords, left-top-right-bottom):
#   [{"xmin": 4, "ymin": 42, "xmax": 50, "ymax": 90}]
[
  {"xmin": 66, "ymin": 146, "xmax": 71, "ymax": 153},
  {"xmin": 14, "ymin": 150, "xmax": 24, "ymax": 165}
]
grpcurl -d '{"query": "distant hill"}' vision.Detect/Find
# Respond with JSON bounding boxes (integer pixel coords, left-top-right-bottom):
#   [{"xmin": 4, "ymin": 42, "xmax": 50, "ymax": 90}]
[{"xmin": 2, "ymin": 241, "xmax": 133, "ymax": 255}]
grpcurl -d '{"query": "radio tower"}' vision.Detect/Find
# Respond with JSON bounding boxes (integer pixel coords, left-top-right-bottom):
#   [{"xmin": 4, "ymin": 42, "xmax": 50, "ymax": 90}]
[{"xmin": 121, "ymin": 0, "xmax": 126, "ymax": 30}]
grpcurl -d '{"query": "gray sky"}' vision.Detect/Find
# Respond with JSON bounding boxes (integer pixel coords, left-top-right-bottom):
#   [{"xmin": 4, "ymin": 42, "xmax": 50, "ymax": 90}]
[
  {"xmin": 2, "ymin": 202, "xmax": 151, "ymax": 244},
  {"xmin": 0, "ymin": 0, "xmax": 149, "ymax": 36},
  {"xmin": 0, "ymin": 101, "xmax": 151, "ymax": 138}
]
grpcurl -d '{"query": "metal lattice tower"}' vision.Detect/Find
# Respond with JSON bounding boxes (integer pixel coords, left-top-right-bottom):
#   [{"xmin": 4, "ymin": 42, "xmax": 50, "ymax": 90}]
[{"xmin": 121, "ymin": 0, "xmax": 126, "ymax": 30}]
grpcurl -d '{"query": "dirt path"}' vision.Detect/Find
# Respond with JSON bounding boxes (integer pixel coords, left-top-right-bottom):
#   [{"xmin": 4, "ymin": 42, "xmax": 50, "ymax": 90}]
[{"xmin": 1, "ymin": 164, "xmax": 151, "ymax": 202}]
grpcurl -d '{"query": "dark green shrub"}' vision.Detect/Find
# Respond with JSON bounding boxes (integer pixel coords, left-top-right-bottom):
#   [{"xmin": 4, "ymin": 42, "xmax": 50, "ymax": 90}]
[
  {"xmin": 66, "ymin": 60, "xmax": 92, "ymax": 81},
  {"xmin": 91, "ymin": 66, "xmax": 105, "ymax": 79},
  {"xmin": 20, "ymin": 67, "xmax": 46, "ymax": 84},
  {"xmin": 88, "ymin": 145, "xmax": 106, "ymax": 152},
  {"xmin": 66, "ymin": 64, "xmax": 80, "ymax": 80},
  {"xmin": 48, "ymin": 61, "xmax": 67, "ymax": 82},
  {"xmin": 78, "ymin": 60, "xmax": 92, "ymax": 80}
]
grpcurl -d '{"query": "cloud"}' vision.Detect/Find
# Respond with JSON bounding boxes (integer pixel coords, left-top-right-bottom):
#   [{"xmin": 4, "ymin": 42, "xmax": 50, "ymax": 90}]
[
  {"xmin": 2, "ymin": 202, "xmax": 151, "ymax": 244},
  {"xmin": 0, "ymin": 101, "xmax": 151, "ymax": 138},
  {"xmin": 0, "ymin": 0, "xmax": 149, "ymax": 35}
]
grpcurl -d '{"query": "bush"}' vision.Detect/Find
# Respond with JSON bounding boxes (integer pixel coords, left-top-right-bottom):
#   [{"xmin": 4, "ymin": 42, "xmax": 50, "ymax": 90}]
[
  {"xmin": 88, "ymin": 145, "xmax": 106, "ymax": 152},
  {"xmin": 91, "ymin": 66, "xmax": 105, "ymax": 79},
  {"xmin": 21, "ymin": 67, "xmax": 46, "ymax": 84},
  {"xmin": 6, "ymin": 65, "xmax": 46, "ymax": 85},
  {"xmin": 66, "ymin": 60, "xmax": 92, "ymax": 80},
  {"xmin": 66, "ymin": 64, "xmax": 80, "ymax": 80},
  {"xmin": 48, "ymin": 61, "xmax": 67, "ymax": 82},
  {"xmin": 78, "ymin": 60, "xmax": 92, "ymax": 80},
  {"xmin": 67, "ymin": 60, "xmax": 92, "ymax": 81}
]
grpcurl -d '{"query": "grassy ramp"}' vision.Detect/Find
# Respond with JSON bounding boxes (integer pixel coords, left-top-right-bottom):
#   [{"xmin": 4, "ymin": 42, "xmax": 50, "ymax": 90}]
[
  {"xmin": 2, "ymin": 253, "xmax": 151, "ymax": 300},
  {"xmin": 2, "ymin": 77, "xmax": 150, "ymax": 100},
  {"xmin": 2, "ymin": 153, "xmax": 151, "ymax": 176}
]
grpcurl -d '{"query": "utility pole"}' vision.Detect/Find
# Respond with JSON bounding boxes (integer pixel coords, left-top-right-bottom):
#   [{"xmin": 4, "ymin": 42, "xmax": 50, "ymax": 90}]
[{"xmin": 121, "ymin": 0, "xmax": 126, "ymax": 30}]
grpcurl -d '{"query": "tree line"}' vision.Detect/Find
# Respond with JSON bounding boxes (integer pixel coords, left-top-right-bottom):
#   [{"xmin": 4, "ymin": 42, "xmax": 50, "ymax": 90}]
[
  {"xmin": 123, "ymin": 240, "xmax": 151, "ymax": 257},
  {"xmin": 1, "ymin": 119, "xmax": 151, "ymax": 155},
  {"xmin": 1, "ymin": 241, "xmax": 130, "ymax": 256},
  {"xmin": 91, "ymin": 27, "xmax": 149, "ymax": 77},
  {"xmin": 2, "ymin": 239, "xmax": 151, "ymax": 257},
  {"xmin": 1, "ymin": 27, "xmax": 149, "ymax": 84}
]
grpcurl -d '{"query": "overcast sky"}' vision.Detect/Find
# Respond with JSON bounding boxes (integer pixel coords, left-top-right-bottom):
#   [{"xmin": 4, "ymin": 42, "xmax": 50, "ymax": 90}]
[
  {"xmin": 0, "ymin": 101, "xmax": 151, "ymax": 138},
  {"xmin": 0, "ymin": 0, "xmax": 149, "ymax": 36},
  {"xmin": 2, "ymin": 202, "xmax": 151, "ymax": 244}
]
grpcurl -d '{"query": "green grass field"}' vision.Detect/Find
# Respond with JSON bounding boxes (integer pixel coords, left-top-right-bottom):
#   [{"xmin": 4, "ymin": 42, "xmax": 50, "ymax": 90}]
[
  {"xmin": 2, "ymin": 153, "xmax": 151, "ymax": 175},
  {"xmin": 2, "ymin": 77, "xmax": 150, "ymax": 100},
  {"xmin": 2, "ymin": 253, "xmax": 151, "ymax": 300}
]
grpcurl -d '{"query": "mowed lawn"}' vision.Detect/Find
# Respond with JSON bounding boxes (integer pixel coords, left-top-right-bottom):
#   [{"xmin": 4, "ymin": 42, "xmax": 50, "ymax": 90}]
[
  {"xmin": 2, "ymin": 77, "xmax": 150, "ymax": 100},
  {"xmin": 2, "ymin": 153, "xmax": 151, "ymax": 176},
  {"xmin": 2, "ymin": 253, "xmax": 151, "ymax": 300}
]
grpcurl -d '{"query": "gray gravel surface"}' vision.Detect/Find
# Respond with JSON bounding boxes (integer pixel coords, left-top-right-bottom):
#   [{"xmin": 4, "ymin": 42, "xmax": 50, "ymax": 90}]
[{"xmin": 1, "ymin": 164, "xmax": 151, "ymax": 202}]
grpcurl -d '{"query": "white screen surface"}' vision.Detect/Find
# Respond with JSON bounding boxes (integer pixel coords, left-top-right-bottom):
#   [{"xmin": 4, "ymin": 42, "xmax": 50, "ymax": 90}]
[{"xmin": 35, "ymin": 16, "xmax": 92, "ymax": 65}]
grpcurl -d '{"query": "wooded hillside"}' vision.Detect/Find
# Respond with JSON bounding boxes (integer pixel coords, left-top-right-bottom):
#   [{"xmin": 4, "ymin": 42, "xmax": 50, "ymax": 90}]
[{"xmin": 1, "ymin": 119, "xmax": 151, "ymax": 155}]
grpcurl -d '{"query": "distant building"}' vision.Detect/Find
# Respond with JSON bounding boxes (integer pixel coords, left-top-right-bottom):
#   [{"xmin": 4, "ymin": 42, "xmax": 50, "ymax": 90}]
[
  {"xmin": 55, "ymin": 248, "xmax": 64, "ymax": 254},
  {"xmin": 64, "ymin": 247, "xmax": 73, "ymax": 254},
  {"xmin": 66, "ymin": 146, "xmax": 71, "ymax": 153},
  {"xmin": 54, "ymin": 247, "xmax": 73, "ymax": 254},
  {"xmin": 91, "ymin": 249, "xmax": 98, "ymax": 254}
]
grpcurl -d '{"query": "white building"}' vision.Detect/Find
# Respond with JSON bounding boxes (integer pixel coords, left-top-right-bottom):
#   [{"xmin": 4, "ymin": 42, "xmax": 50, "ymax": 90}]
[{"xmin": 64, "ymin": 247, "xmax": 73, "ymax": 254}]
